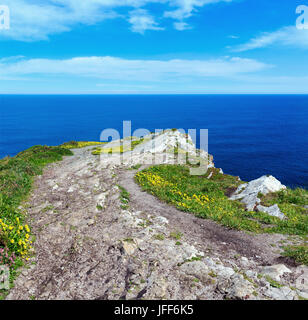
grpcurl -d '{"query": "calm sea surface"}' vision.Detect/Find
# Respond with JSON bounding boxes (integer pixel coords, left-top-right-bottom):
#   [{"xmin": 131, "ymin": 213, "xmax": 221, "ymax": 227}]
[{"xmin": 1, "ymin": 95, "xmax": 307, "ymax": 188}]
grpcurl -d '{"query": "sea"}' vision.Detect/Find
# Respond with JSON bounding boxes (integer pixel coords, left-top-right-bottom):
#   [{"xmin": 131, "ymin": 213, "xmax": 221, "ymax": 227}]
[{"xmin": 1, "ymin": 94, "xmax": 307, "ymax": 189}]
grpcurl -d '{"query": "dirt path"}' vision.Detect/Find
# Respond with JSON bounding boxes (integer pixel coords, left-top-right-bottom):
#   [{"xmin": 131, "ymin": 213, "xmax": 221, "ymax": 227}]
[
  {"xmin": 6, "ymin": 147, "xmax": 306, "ymax": 300},
  {"xmin": 119, "ymin": 169, "xmax": 286, "ymax": 265}
]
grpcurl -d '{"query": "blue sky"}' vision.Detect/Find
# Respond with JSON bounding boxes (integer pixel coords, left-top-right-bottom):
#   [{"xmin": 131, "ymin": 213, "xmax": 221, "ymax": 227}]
[{"xmin": 0, "ymin": 0, "xmax": 308, "ymax": 94}]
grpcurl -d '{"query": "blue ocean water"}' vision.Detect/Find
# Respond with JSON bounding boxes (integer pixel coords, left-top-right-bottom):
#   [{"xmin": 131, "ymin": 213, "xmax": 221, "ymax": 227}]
[{"xmin": 0, "ymin": 95, "xmax": 308, "ymax": 189}]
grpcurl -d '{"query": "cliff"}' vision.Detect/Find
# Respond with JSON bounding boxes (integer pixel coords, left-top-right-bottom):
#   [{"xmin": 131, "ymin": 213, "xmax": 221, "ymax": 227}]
[{"xmin": 1, "ymin": 130, "xmax": 307, "ymax": 300}]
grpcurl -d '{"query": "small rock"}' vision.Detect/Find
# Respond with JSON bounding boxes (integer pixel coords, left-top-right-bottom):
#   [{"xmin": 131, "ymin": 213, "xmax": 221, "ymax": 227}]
[
  {"xmin": 261, "ymin": 264, "xmax": 292, "ymax": 282},
  {"xmin": 180, "ymin": 261, "xmax": 209, "ymax": 282},
  {"xmin": 122, "ymin": 241, "xmax": 137, "ymax": 255},
  {"xmin": 87, "ymin": 219, "xmax": 95, "ymax": 226},
  {"xmin": 223, "ymin": 274, "xmax": 255, "ymax": 300},
  {"xmin": 245, "ymin": 270, "xmax": 257, "ymax": 279},
  {"xmin": 297, "ymin": 290, "xmax": 308, "ymax": 299},
  {"xmin": 241, "ymin": 257, "xmax": 250, "ymax": 266},
  {"xmin": 264, "ymin": 286, "xmax": 295, "ymax": 300},
  {"xmin": 147, "ymin": 277, "xmax": 168, "ymax": 299},
  {"xmin": 154, "ymin": 216, "xmax": 169, "ymax": 225},
  {"xmin": 216, "ymin": 266, "xmax": 235, "ymax": 278},
  {"xmin": 295, "ymin": 265, "xmax": 308, "ymax": 293}
]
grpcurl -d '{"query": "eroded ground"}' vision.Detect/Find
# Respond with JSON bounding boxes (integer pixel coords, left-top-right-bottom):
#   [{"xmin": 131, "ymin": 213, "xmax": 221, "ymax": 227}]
[{"xmin": 7, "ymin": 147, "xmax": 308, "ymax": 300}]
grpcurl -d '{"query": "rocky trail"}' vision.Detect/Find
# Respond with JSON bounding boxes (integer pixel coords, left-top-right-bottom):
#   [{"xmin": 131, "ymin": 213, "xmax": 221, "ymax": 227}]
[{"xmin": 6, "ymin": 141, "xmax": 308, "ymax": 300}]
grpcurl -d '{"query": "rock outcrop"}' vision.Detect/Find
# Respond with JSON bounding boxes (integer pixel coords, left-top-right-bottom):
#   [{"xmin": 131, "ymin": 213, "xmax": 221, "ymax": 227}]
[{"xmin": 229, "ymin": 175, "xmax": 286, "ymax": 219}]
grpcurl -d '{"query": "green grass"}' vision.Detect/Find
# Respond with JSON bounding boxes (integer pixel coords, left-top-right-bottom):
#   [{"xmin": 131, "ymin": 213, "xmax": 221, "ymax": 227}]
[
  {"xmin": 265, "ymin": 275, "xmax": 283, "ymax": 288},
  {"xmin": 153, "ymin": 234, "xmax": 165, "ymax": 241},
  {"xmin": 92, "ymin": 137, "xmax": 144, "ymax": 155},
  {"xmin": 0, "ymin": 145, "xmax": 73, "ymax": 297},
  {"xmin": 117, "ymin": 185, "xmax": 130, "ymax": 210},
  {"xmin": 135, "ymin": 165, "xmax": 308, "ymax": 236},
  {"xmin": 129, "ymin": 164, "xmax": 142, "ymax": 170},
  {"xmin": 0, "ymin": 145, "xmax": 72, "ymax": 214},
  {"xmin": 282, "ymin": 245, "xmax": 308, "ymax": 265},
  {"xmin": 170, "ymin": 231, "xmax": 183, "ymax": 240},
  {"xmin": 59, "ymin": 141, "xmax": 104, "ymax": 149},
  {"xmin": 261, "ymin": 188, "xmax": 308, "ymax": 207}
]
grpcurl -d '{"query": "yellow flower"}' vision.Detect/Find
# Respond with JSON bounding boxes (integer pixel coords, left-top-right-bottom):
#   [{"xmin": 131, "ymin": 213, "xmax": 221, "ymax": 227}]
[{"xmin": 10, "ymin": 239, "xmax": 15, "ymax": 244}]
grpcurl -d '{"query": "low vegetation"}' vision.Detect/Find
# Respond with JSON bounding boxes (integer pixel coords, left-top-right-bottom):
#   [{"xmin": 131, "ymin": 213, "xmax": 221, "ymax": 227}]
[
  {"xmin": 282, "ymin": 245, "xmax": 308, "ymax": 265},
  {"xmin": 60, "ymin": 141, "xmax": 104, "ymax": 149},
  {"xmin": 92, "ymin": 137, "xmax": 144, "ymax": 155},
  {"xmin": 135, "ymin": 165, "xmax": 308, "ymax": 237},
  {"xmin": 0, "ymin": 145, "xmax": 72, "ymax": 296},
  {"xmin": 261, "ymin": 188, "xmax": 308, "ymax": 207},
  {"xmin": 117, "ymin": 185, "xmax": 130, "ymax": 210}
]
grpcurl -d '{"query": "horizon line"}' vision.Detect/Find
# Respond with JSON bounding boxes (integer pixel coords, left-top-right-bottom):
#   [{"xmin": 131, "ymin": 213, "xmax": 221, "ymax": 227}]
[{"xmin": 1, "ymin": 93, "xmax": 308, "ymax": 95}]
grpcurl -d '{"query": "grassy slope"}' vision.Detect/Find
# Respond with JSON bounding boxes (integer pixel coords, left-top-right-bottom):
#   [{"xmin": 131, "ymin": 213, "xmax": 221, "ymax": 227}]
[
  {"xmin": 136, "ymin": 165, "xmax": 308, "ymax": 235},
  {"xmin": 0, "ymin": 145, "xmax": 73, "ymax": 297},
  {"xmin": 135, "ymin": 165, "xmax": 308, "ymax": 264}
]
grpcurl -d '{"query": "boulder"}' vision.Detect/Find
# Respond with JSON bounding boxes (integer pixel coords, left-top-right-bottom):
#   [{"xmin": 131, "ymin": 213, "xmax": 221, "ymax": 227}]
[
  {"xmin": 217, "ymin": 274, "xmax": 255, "ymax": 300},
  {"xmin": 179, "ymin": 261, "xmax": 209, "ymax": 282},
  {"xmin": 264, "ymin": 286, "xmax": 295, "ymax": 300},
  {"xmin": 256, "ymin": 204, "xmax": 286, "ymax": 220},
  {"xmin": 261, "ymin": 264, "xmax": 292, "ymax": 282},
  {"xmin": 230, "ymin": 175, "xmax": 286, "ymax": 211}
]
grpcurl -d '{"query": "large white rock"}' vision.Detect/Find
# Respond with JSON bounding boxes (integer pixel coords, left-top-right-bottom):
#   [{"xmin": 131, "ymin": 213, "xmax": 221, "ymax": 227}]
[
  {"xmin": 256, "ymin": 204, "xmax": 286, "ymax": 220},
  {"xmin": 230, "ymin": 175, "xmax": 286, "ymax": 211},
  {"xmin": 133, "ymin": 130, "xmax": 206, "ymax": 156},
  {"xmin": 99, "ymin": 130, "xmax": 214, "ymax": 168}
]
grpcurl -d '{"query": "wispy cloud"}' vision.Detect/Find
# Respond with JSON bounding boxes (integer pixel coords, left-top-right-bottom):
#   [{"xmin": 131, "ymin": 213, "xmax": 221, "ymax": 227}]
[
  {"xmin": 0, "ymin": 56, "xmax": 270, "ymax": 81},
  {"xmin": 128, "ymin": 9, "xmax": 164, "ymax": 34},
  {"xmin": 233, "ymin": 26, "xmax": 308, "ymax": 52},
  {"xmin": 173, "ymin": 21, "xmax": 191, "ymax": 31},
  {"xmin": 0, "ymin": 0, "xmax": 233, "ymax": 41},
  {"xmin": 164, "ymin": 0, "xmax": 231, "ymax": 20}
]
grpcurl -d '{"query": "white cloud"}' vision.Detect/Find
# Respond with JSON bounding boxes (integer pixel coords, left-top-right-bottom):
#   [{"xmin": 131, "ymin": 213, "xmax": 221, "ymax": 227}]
[
  {"xmin": 128, "ymin": 9, "xmax": 164, "ymax": 34},
  {"xmin": 164, "ymin": 0, "xmax": 231, "ymax": 20},
  {"xmin": 0, "ymin": 0, "xmax": 233, "ymax": 40},
  {"xmin": 233, "ymin": 26, "xmax": 308, "ymax": 52},
  {"xmin": 173, "ymin": 21, "xmax": 191, "ymax": 30},
  {"xmin": 0, "ymin": 56, "xmax": 270, "ymax": 81}
]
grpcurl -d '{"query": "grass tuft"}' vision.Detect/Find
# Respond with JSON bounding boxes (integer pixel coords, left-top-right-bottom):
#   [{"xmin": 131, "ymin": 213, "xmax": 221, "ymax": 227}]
[{"xmin": 282, "ymin": 245, "xmax": 308, "ymax": 265}]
